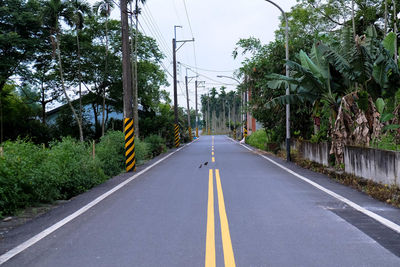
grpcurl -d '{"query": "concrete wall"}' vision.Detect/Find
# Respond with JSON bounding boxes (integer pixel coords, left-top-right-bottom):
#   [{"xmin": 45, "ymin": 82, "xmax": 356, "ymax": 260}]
[
  {"xmin": 344, "ymin": 146, "xmax": 400, "ymax": 187},
  {"xmin": 299, "ymin": 141, "xmax": 330, "ymax": 166}
]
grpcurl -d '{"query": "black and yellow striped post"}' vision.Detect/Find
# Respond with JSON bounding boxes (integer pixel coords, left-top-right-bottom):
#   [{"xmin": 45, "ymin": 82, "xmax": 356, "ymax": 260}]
[
  {"xmin": 188, "ymin": 126, "xmax": 192, "ymax": 141},
  {"xmin": 174, "ymin": 123, "xmax": 180, "ymax": 148},
  {"xmin": 124, "ymin": 118, "xmax": 136, "ymax": 172},
  {"xmin": 244, "ymin": 125, "xmax": 248, "ymax": 139}
]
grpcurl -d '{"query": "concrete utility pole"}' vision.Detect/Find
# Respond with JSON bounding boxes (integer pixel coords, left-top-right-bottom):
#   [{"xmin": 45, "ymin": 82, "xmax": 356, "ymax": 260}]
[
  {"xmin": 195, "ymin": 80, "xmax": 205, "ymax": 137},
  {"xmin": 184, "ymin": 68, "xmax": 198, "ymax": 141},
  {"xmin": 226, "ymin": 100, "xmax": 231, "ymax": 134},
  {"xmin": 195, "ymin": 80, "xmax": 198, "ymax": 137},
  {"xmin": 172, "ymin": 26, "xmax": 194, "ymax": 147},
  {"xmin": 395, "ymin": 1, "xmax": 398, "ymax": 64},
  {"xmin": 184, "ymin": 68, "xmax": 194, "ymax": 141},
  {"xmin": 244, "ymin": 82, "xmax": 248, "ymax": 139},
  {"xmin": 121, "ymin": 0, "xmax": 135, "ymax": 172},
  {"xmin": 265, "ymin": 0, "xmax": 291, "ymax": 162},
  {"xmin": 207, "ymin": 92, "xmax": 210, "ymax": 135}
]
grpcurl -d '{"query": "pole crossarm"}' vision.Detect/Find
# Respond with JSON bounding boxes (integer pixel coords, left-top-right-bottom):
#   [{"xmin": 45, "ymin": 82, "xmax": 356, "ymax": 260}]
[
  {"xmin": 176, "ymin": 38, "xmax": 195, "ymax": 52},
  {"xmin": 216, "ymin": 75, "xmax": 240, "ymax": 84}
]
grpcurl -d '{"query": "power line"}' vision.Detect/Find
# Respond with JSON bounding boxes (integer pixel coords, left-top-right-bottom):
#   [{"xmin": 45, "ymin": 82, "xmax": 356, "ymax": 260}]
[
  {"xmin": 142, "ymin": 5, "xmax": 172, "ymax": 58},
  {"xmin": 137, "ymin": 21, "xmax": 173, "ymax": 78},
  {"xmin": 140, "ymin": 15, "xmax": 173, "ymax": 63},
  {"xmin": 182, "ymin": 0, "xmax": 194, "ymax": 37},
  {"xmin": 141, "ymin": 9, "xmax": 173, "ymax": 62},
  {"xmin": 177, "ymin": 62, "xmax": 236, "ymax": 73},
  {"xmin": 181, "ymin": 0, "xmax": 199, "ymax": 91},
  {"xmin": 178, "ymin": 62, "xmax": 238, "ymax": 86}
]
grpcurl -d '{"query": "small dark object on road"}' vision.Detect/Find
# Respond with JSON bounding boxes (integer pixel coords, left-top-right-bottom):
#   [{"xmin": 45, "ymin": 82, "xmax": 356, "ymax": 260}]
[
  {"xmin": 199, "ymin": 164, "xmax": 202, "ymax": 168},
  {"xmin": 204, "ymin": 162, "xmax": 208, "ymax": 166}
]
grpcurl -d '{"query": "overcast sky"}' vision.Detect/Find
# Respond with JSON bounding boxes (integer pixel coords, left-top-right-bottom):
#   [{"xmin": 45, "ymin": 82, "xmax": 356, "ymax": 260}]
[{"xmin": 88, "ymin": 0, "xmax": 297, "ymax": 109}]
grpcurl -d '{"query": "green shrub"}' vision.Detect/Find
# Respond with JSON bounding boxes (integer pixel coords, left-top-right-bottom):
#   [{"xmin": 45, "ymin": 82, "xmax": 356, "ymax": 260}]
[
  {"xmin": 0, "ymin": 132, "xmax": 167, "ymax": 216},
  {"xmin": 144, "ymin": 134, "xmax": 166, "ymax": 157},
  {"xmin": 96, "ymin": 131, "xmax": 125, "ymax": 177},
  {"xmin": 0, "ymin": 140, "xmax": 60, "ymax": 215},
  {"xmin": 246, "ymin": 129, "xmax": 269, "ymax": 150},
  {"xmin": 47, "ymin": 137, "xmax": 106, "ymax": 199},
  {"xmin": 135, "ymin": 139, "xmax": 151, "ymax": 165}
]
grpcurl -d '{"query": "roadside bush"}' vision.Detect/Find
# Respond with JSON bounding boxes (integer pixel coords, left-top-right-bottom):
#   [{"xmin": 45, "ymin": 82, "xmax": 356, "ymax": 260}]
[
  {"xmin": 246, "ymin": 129, "xmax": 268, "ymax": 150},
  {"xmin": 47, "ymin": 137, "xmax": 106, "ymax": 199},
  {"xmin": 135, "ymin": 139, "xmax": 151, "ymax": 164},
  {"xmin": 96, "ymin": 131, "xmax": 125, "ymax": 177},
  {"xmin": 0, "ymin": 131, "xmax": 169, "ymax": 217},
  {"xmin": 0, "ymin": 140, "xmax": 60, "ymax": 215},
  {"xmin": 144, "ymin": 134, "xmax": 166, "ymax": 157}
]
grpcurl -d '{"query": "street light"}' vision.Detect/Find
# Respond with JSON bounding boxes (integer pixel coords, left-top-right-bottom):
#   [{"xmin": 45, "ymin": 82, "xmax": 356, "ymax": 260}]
[{"xmin": 265, "ymin": 0, "xmax": 291, "ymax": 162}]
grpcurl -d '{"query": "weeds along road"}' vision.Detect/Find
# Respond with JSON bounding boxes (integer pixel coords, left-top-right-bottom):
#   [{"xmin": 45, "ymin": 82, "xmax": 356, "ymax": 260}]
[{"xmin": 1, "ymin": 135, "xmax": 400, "ymax": 266}]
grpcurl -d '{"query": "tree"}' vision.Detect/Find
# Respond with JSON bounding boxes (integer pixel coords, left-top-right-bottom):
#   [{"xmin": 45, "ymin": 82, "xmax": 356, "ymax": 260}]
[
  {"xmin": 68, "ymin": 0, "xmax": 91, "ymax": 139},
  {"xmin": 94, "ymin": 0, "xmax": 114, "ymax": 136},
  {"xmin": 129, "ymin": 0, "xmax": 147, "ymax": 138},
  {"xmin": 0, "ymin": 0, "xmax": 42, "ymax": 91},
  {"xmin": 42, "ymin": 0, "xmax": 84, "ymax": 141}
]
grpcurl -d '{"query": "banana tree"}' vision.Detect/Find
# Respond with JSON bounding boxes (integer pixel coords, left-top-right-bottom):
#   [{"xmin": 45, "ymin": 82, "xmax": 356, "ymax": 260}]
[{"xmin": 266, "ymin": 43, "xmax": 340, "ymax": 133}]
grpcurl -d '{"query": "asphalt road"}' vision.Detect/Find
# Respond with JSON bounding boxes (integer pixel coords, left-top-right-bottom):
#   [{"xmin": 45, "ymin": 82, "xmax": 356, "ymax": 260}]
[{"xmin": 1, "ymin": 135, "xmax": 400, "ymax": 266}]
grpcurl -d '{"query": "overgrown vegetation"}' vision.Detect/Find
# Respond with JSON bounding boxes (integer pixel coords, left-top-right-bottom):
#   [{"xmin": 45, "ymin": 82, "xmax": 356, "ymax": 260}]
[
  {"xmin": 0, "ymin": 131, "xmax": 162, "ymax": 217},
  {"xmin": 246, "ymin": 129, "xmax": 269, "ymax": 150},
  {"xmin": 0, "ymin": 0, "xmax": 197, "ymax": 146},
  {"xmin": 234, "ymin": 0, "xmax": 400, "ymax": 168}
]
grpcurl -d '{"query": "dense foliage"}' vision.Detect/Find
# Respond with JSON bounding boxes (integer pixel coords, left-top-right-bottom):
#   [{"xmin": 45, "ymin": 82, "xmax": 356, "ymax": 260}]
[
  {"xmin": 235, "ymin": 0, "xmax": 400, "ymax": 161},
  {"xmin": 0, "ymin": 131, "xmax": 158, "ymax": 216},
  {"xmin": 0, "ymin": 0, "xmax": 195, "ymax": 146}
]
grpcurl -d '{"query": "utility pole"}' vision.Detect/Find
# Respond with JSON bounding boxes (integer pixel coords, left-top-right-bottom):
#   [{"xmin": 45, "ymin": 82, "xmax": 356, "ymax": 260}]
[
  {"xmin": 227, "ymin": 100, "xmax": 231, "ymax": 134},
  {"xmin": 184, "ymin": 68, "xmax": 198, "ymax": 141},
  {"xmin": 185, "ymin": 68, "xmax": 191, "ymax": 141},
  {"xmin": 195, "ymin": 80, "xmax": 198, "ymax": 137},
  {"xmin": 233, "ymin": 93, "xmax": 236, "ymax": 139},
  {"xmin": 121, "ymin": 0, "xmax": 135, "ymax": 172},
  {"xmin": 172, "ymin": 26, "xmax": 194, "ymax": 147},
  {"xmin": 207, "ymin": 92, "xmax": 210, "ymax": 135},
  {"xmin": 244, "ymin": 80, "xmax": 248, "ymax": 140},
  {"xmin": 195, "ymin": 80, "xmax": 205, "ymax": 138}
]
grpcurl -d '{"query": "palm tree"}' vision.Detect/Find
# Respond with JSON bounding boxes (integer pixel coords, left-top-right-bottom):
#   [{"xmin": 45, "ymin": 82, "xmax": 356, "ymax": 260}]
[
  {"xmin": 94, "ymin": 0, "xmax": 114, "ymax": 136},
  {"xmin": 69, "ymin": 0, "xmax": 90, "ymax": 139},
  {"xmin": 129, "ymin": 0, "xmax": 146, "ymax": 137},
  {"xmin": 43, "ymin": 0, "xmax": 84, "ymax": 141}
]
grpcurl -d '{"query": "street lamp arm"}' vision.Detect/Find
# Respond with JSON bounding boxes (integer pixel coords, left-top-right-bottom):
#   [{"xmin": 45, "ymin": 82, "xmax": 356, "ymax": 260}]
[{"xmin": 264, "ymin": 0, "xmax": 288, "ymax": 25}]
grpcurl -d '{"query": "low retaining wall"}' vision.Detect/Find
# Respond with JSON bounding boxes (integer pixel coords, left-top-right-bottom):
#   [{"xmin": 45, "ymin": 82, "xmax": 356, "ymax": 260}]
[
  {"xmin": 299, "ymin": 141, "xmax": 330, "ymax": 166},
  {"xmin": 344, "ymin": 146, "xmax": 400, "ymax": 187}
]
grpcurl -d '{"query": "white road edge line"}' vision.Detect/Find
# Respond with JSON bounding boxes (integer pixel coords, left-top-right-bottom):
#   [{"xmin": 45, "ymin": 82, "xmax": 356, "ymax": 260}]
[
  {"xmin": 239, "ymin": 143, "xmax": 400, "ymax": 234},
  {"xmin": 0, "ymin": 140, "xmax": 197, "ymax": 265}
]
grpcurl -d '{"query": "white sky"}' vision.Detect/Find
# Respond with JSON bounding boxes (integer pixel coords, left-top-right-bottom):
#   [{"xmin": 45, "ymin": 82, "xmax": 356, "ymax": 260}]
[{"xmin": 88, "ymin": 0, "xmax": 298, "ymax": 109}]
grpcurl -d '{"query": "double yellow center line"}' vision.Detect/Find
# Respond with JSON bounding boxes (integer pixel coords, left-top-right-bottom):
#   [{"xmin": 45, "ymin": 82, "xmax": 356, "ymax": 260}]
[{"xmin": 205, "ymin": 169, "xmax": 236, "ymax": 266}]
